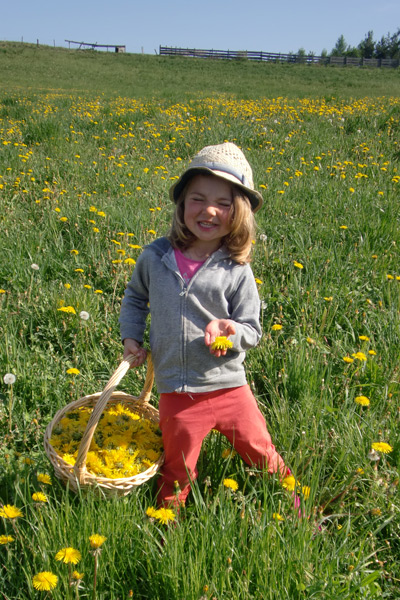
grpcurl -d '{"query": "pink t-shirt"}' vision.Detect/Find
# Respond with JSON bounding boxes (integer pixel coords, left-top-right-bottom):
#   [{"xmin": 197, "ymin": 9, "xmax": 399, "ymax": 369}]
[{"xmin": 174, "ymin": 249, "xmax": 205, "ymax": 284}]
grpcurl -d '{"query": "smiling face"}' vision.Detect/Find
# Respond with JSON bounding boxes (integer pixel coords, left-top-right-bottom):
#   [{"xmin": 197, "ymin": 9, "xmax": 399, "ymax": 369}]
[{"xmin": 183, "ymin": 174, "xmax": 233, "ymax": 254}]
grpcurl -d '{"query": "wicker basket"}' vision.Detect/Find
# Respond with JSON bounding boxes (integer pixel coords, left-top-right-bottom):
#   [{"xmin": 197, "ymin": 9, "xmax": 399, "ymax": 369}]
[{"xmin": 44, "ymin": 354, "xmax": 164, "ymax": 497}]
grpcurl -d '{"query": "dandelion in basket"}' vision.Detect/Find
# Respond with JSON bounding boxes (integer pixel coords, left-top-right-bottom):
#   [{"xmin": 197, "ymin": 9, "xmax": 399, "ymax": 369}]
[{"xmin": 49, "ymin": 403, "xmax": 163, "ymax": 479}]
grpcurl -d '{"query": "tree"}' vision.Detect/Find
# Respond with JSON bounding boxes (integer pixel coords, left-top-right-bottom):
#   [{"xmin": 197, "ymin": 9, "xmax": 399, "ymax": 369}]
[
  {"xmin": 331, "ymin": 35, "xmax": 348, "ymax": 56},
  {"xmin": 358, "ymin": 31, "xmax": 375, "ymax": 58}
]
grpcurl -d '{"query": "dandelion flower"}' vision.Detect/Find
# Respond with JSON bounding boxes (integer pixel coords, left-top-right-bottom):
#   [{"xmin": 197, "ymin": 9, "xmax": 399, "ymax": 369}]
[
  {"xmin": 32, "ymin": 492, "xmax": 48, "ymax": 503},
  {"xmin": 254, "ymin": 278, "xmax": 263, "ymax": 284},
  {"xmin": 70, "ymin": 249, "xmax": 79, "ymax": 255},
  {"xmin": 352, "ymin": 352, "xmax": 367, "ymax": 362},
  {"xmin": 0, "ymin": 504, "xmax": 23, "ymax": 519},
  {"xmin": 37, "ymin": 473, "xmax": 52, "ymax": 485},
  {"xmin": 57, "ymin": 306, "xmax": 76, "ymax": 315},
  {"xmin": 301, "ymin": 485, "xmax": 310, "ymax": 499},
  {"xmin": 271, "ymin": 324, "xmax": 282, "ymax": 331},
  {"xmin": 55, "ymin": 547, "xmax": 82, "ymax": 564},
  {"xmin": 66, "ymin": 368, "xmax": 80, "ymax": 375},
  {"xmin": 371, "ymin": 442, "xmax": 393, "ymax": 454},
  {"xmin": 343, "ymin": 356, "xmax": 354, "ymax": 364},
  {"xmin": 72, "ymin": 571, "xmax": 84, "ymax": 581},
  {"xmin": 222, "ymin": 448, "xmax": 237, "ymax": 459},
  {"xmin": 94, "ymin": 290, "xmax": 103, "ymax": 294},
  {"xmin": 79, "ymin": 311, "xmax": 90, "ymax": 321},
  {"xmin": 3, "ymin": 373, "xmax": 16, "ymax": 385},
  {"xmin": 371, "ymin": 508, "xmax": 382, "ymax": 516},
  {"xmin": 359, "ymin": 335, "xmax": 370, "ymax": 341},
  {"xmin": 89, "ymin": 534, "xmax": 107, "ymax": 549},
  {"xmin": 339, "ymin": 225, "xmax": 348, "ymax": 229},
  {"xmin": 282, "ymin": 475, "xmax": 296, "ymax": 492},
  {"xmin": 355, "ymin": 395, "xmax": 370, "ymax": 406},
  {"xmin": 368, "ymin": 350, "xmax": 377, "ymax": 356},
  {"xmin": 124, "ymin": 258, "xmax": 136, "ymax": 265},
  {"xmin": 146, "ymin": 506, "xmax": 158, "ymax": 518},
  {"xmin": 223, "ymin": 478, "xmax": 239, "ymax": 491},
  {"xmin": 155, "ymin": 507, "xmax": 176, "ymax": 525},
  {"xmin": 293, "ymin": 261, "xmax": 304, "ymax": 269},
  {"xmin": 211, "ymin": 336, "xmax": 233, "ymax": 351},
  {"xmin": 272, "ymin": 513, "xmax": 284, "ymax": 521},
  {"xmin": 324, "ymin": 296, "xmax": 333, "ymax": 302},
  {"xmin": 0, "ymin": 535, "xmax": 14, "ymax": 544},
  {"xmin": 33, "ymin": 572, "xmax": 58, "ymax": 591}
]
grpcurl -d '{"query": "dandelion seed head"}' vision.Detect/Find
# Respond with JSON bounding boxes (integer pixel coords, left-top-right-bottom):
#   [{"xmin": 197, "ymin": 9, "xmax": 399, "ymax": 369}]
[
  {"xmin": 3, "ymin": 373, "xmax": 16, "ymax": 385},
  {"xmin": 79, "ymin": 310, "xmax": 90, "ymax": 321}
]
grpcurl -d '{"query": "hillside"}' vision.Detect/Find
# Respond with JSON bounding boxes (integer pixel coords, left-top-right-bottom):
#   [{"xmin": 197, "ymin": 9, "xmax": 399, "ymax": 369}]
[{"xmin": 1, "ymin": 41, "xmax": 399, "ymax": 99}]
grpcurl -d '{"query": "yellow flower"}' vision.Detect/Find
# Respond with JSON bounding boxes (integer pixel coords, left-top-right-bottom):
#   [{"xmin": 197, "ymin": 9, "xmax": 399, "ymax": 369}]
[
  {"xmin": 70, "ymin": 249, "xmax": 79, "ymax": 255},
  {"xmin": 301, "ymin": 485, "xmax": 310, "ymax": 500},
  {"xmin": 124, "ymin": 258, "xmax": 136, "ymax": 265},
  {"xmin": 223, "ymin": 478, "xmax": 239, "ymax": 491},
  {"xmin": 293, "ymin": 261, "xmax": 304, "ymax": 269},
  {"xmin": 324, "ymin": 296, "xmax": 333, "ymax": 302},
  {"xmin": 210, "ymin": 336, "xmax": 233, "ymax": 351},
  {"xmin": 33, "ymin": 572, "xmax": 58, "ymax": 591},
  {"xmin": 387, "ymin": 274, "xmax": 394, "ymax": 280},
  {"xmin": 371, "ymin": 442, "xmax": 393, "ymax": 454},
  {"xmin": 0, "ymin": 504, "xmax": 23, "ymax": 519},
  {"xmin": 94, "ymin": 290, "xmax": 103, "ymax": 294},
  {"xmin": 146, "ymin": 506, "xmax": 158, "ymax": 518},
  {"xmin": 72, "ymin": 571, "xmax": 84, "ymax": 580},
  {"xmin": 89, "ymin": 534, "xmax": 107, "ymax": 549},
  {"xmin": 355, "ymin": 395, "xmax": 370, "ymax": 406},
  {"xmin": 359, "ymin": 335, "xmax": 370, "ymax": 341},
  {"xmin": 343, "ymin": 356, "xmax": 354, "ymax": 364},
  {"xmin": 272, "ymin": 513, "xmax": 284, "ymax": 521},
  {"xmin": 371, "ymin": 507, "xmax": 382, "ymax": 516},
  {"xmin": 32, "ymin": 492, "xmax": 48, "ymax": 503},
  {"xmin": 37, "ymin": 473, "xmax": 52, "ymax": 485},
  {"xmin": 282, "ymin": 475, "xmax": 296, "ymax": 492},
  {"xmin": 352, "ymin": 352, "xmax": 367, "ymax": 362},
  {"xmin": 55, "ymin": 547, "xmax": 82, "ymax": 564},
  {"xmin": 368, "ymin": 350, "xmax": 377, "ymax": 356},
  {"xmin": 154, "ymin": 507, "xmax": 176, "ymax": 525},
  {"xmin": 339, "ymin": 225, "xmax": 348, "ymax": 229},
  {"xmin": 97, "ymin": 211, "xmax": 106, "ymax": 217},
  {"xmin": 254, "ymin": 278, "xmax": 263, "ymax": 284},
  {"xmin": 57, "ymin": 306, "xmax": 76, "ymax": 315},
  {"xmin": 66, "ymin": 368, "xmax": 80, "ymax": 375},
  {"xmin": 222, "ymin": 448, "xmax": 237, "ymax": 459},
  {"xmin": 271, "ymin": 324, "xmax": 282, "ymax": 331},
  {"xmin": 75, "ymin": 268, "xmax": 84, "ymax": 273},
  {"xmin": 0, "ymin": 535, "xmax": 14, "ymax": 544},
  {"xmin": 64, "ymin": 283, "xmax": 71, "ymax": 289},
  {"xmin": 147, "ymin": 229, "xmax": 156, "ymax": 235}
]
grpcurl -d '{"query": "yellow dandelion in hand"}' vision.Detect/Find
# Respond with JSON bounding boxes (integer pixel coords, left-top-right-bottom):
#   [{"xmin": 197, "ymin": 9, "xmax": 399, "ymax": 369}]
[
  {"xmin": 271, "ymin": 324, "xmax": 282, "ymax": 331},
  {"xmin": 371, "ymin": 442, "xmax": 393, "ymax": 454},
  {"xmin": 154, "ymin": 507, "xmax": 176, "ymax": 525},
  {"xmin": 0, "ymin": 505, "xmax": 23, "ymax": 519},
  {"xmin": 32, "ymin": 492, "xmax": 48, "ymax": 503},
  {"xmin": 211, "ymin": 336, "xmax": 233, "ymax": 351},
  {"xmin": 89, "ymin": 534, "xmax": 107, "ymax": 549},
  {"xmin": 55, "ymin": 547, "xmax": 82, "ymax": 564},
  {"xmin": 33, "ymin": 572, "xmax": 58, "ymax": 591},
  {"xmin": 355, "ymin": 395, "xmax": 370, "ymax": 406},
  {"xmin": 223, "ymin": 478, "xmax": 239, "ymax": 491},
  {"xmin": 0, "ymin": 535, "xmax": 14, "ymax": 544}
]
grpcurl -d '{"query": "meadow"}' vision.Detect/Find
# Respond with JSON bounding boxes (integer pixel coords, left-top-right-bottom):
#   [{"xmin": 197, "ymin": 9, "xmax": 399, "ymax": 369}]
[{"xmin": 0, "ymin": 44, "xmax": 400, "ymax": 599}]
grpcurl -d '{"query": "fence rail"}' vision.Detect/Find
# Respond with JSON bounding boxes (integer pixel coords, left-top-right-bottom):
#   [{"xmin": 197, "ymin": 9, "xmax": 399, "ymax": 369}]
[
  {"xmin": 65, "ymin": 39, "xmax": 126, "ymax": 53},
  {"xmin": 159, "ymin": 46, "xmax": 399, "ymax": 68}
]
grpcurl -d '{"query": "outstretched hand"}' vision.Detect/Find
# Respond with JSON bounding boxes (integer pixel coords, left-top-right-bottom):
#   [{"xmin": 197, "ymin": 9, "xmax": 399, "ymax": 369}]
[
  {"xmin": 123, "ymin": 338, "xmax": 147, "ymax": 368},
  {"xmin": 205, "ymin": 319, "xmax": 236, "ymax": 357}
]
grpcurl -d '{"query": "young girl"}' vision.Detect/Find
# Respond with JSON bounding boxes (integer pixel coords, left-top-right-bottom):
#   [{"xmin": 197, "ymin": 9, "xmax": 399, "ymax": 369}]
[{"xmin": 119, "ymin": 142, "xmax": 288, "ymax": 507}]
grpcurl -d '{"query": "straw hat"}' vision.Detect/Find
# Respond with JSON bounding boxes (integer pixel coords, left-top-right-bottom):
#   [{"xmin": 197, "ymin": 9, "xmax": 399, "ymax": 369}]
[{"xmin": 169, "ymin": 142, "xmax": 263, "ymax": 212}]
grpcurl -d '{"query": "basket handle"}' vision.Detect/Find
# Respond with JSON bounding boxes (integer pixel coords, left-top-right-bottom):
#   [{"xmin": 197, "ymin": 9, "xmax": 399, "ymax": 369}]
[{"xmin": 73, "ymin": 352, "xmax": 154, "ymax": 483}]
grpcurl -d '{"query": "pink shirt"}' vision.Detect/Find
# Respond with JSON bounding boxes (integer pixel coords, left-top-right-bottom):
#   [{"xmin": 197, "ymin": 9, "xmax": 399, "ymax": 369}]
[{"xmin": 174, "ymin": 249, "xmax": 205, "ymax": 284}]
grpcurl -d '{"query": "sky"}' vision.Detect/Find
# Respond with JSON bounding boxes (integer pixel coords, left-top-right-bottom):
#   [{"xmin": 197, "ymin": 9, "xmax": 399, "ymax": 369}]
[{"xmin": 2, "ymin": 0, "xmax": 399, "ymax": 56}]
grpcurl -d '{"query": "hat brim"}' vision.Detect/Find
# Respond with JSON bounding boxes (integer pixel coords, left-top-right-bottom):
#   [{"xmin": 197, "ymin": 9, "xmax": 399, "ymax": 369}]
[{"xmin": 169, "ymin": 167, "xmax": 263, "ymax": 213}]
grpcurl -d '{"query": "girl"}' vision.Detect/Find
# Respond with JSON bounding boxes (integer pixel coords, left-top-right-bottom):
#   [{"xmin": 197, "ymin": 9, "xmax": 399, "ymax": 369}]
[{"xmin": 119, "ymin": 142, "xmax": 288, "ymax": 506}]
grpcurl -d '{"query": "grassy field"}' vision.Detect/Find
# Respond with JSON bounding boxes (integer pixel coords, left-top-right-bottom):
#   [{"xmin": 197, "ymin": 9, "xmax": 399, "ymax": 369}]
[{"xmin": 0, "ymin": 43, "xmax": 400, "ymax": 599}]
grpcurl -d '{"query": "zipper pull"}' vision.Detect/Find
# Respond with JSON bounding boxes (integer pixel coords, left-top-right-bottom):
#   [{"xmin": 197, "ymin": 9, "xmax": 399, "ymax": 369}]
[{"xmin": 179, "ymin": 288, "xmax": 186, "ymax": 297}]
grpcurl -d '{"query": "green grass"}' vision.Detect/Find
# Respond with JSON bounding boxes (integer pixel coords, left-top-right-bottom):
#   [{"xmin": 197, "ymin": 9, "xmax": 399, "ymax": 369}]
[
  {"xmin": 0, "ymin": 41, "xmax": 400, "ymax": 99},
  {"xmin": 0, "ymin": 47, "xmax": 400, "ymax": 599}
]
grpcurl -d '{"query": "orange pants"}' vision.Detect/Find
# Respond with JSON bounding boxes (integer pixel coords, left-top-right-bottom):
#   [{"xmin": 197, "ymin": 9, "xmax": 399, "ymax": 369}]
[{"xmin": 157, "ymin": 385, "xmax": 287, "ymax": 506}]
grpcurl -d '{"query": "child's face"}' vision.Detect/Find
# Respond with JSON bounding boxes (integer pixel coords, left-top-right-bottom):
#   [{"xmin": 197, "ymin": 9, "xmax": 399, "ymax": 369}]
[{"xmin": 183, "ymin": 174, "xmax": 233, "ymax": 249}]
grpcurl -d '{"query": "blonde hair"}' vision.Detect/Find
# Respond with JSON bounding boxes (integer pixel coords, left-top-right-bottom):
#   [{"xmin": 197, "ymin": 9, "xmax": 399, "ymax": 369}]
[{"xmin": 168, "ymin": 176, "xmax": 256, "ymax": 264}]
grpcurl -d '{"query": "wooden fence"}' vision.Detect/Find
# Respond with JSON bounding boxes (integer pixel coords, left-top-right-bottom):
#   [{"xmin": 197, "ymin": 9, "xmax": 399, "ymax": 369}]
[
  {"xmin": 159, "ymin": 46, "xmax": 399, "ymax": 68},
  {"xmin": 65, "ymin": 40, "xmax": 126, "ymax": 53}
]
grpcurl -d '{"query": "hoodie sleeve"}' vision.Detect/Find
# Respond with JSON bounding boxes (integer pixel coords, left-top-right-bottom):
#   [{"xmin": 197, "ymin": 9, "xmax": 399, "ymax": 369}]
[
  {"xmin": 119, "ymin": 251, "xmax": 151, "ymax": 344},
  {"xmin": 228, "ymin": 264, "xmax": 262, "ymax": 352}
]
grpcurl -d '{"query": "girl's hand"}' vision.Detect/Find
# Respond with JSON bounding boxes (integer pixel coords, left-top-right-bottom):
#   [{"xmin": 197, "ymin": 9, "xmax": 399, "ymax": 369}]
[
  {"xmin": 205, "ymin": 319, "xmax": 236, "ymax": 357},
  {"xmin": 123, "ymin": 338, "xmax": 147, "ymax": 367}
]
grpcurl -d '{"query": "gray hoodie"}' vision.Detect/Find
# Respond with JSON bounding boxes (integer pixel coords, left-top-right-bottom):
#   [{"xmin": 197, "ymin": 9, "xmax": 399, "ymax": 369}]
[{"xmin": 119, "ymin": 237, "xmax": 261, "ymax": 393}]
